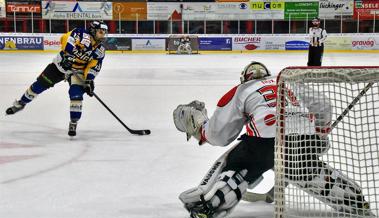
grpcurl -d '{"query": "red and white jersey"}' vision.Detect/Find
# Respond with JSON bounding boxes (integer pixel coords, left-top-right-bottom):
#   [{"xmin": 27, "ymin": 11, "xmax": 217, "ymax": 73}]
[
  {"xmin": 201, "ymin": 76, "xmax": 332, "ymax": 147},
  {"xmin": 202, "ymin": 76, "xmax": 278, "ymax": 146}
]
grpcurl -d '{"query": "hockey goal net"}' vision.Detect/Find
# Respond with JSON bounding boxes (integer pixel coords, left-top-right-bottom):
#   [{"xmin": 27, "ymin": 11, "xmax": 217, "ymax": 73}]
[
  {"xmin": 275, "ymin": 66, "xmax": 379, "ymax": 218},
  {"xmin": 167, "ymin": 35, "xmax": 199, "ymax": 54}
]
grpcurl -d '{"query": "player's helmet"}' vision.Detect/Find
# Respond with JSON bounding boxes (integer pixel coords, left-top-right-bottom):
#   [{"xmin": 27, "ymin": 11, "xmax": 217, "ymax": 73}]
[
  {"xmin": 240, "ymin": 61, "xmax": 271, "ymax": 84},
  {"xmin": 88, "ymin": 20, "xmax": 108, "ymax": 42},
  {"xmin": 312, "ymin": 17, "xmax": 320, "ymax": 27}
]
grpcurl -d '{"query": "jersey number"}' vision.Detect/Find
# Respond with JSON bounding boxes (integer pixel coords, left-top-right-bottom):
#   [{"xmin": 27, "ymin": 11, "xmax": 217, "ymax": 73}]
[
  {"xmin": 257, "ymin": 85, "xmax": 299, "ymax": 107},
  {"xmin": 257, "ymin": 85, "xmax": 277, "ymax": 107}
]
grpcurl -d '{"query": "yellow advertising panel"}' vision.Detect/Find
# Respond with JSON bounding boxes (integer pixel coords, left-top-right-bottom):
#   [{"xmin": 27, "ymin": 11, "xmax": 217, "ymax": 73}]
[
  {"xmin": 325, "ymin": 36, "xmax": 352, "ymax": 51},
  {"xmin": 113, "ymin": 2, "xmax": 147, "ymax": 21},
  {"xmin": 250, "ymin": 1, "xmax": 284, "ymax": 10}
]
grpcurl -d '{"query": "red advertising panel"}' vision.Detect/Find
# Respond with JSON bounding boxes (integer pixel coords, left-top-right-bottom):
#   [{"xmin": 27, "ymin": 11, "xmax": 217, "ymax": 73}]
[
  {"xmin": 353, "ymin": 0, "xmax": 379, "ymax": 20},
  {"xmin": 6, "ymin": 4, "xmax": 41, "ymax": 13}
]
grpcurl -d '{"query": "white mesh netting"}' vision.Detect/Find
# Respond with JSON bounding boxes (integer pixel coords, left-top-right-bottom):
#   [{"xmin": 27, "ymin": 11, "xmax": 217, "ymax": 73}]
[{"xmin": 275, "ymin": 67, "xmax": 379, "ymax": 218}]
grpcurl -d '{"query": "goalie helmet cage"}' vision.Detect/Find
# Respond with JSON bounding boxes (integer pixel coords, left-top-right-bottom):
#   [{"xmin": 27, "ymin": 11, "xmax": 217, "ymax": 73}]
[
  {"xmin": 167, "ymin": 35, "xmax": 200, "ymax": 54},
  {"xmin": 274, "ymin": 66, "xmax": 379, "ymax": 218}
]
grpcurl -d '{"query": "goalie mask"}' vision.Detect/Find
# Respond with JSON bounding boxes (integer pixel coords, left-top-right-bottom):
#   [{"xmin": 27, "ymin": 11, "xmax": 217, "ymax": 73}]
[{"xmin": 240, "ymin": 62, "xmax": 271, "ymax": 84}]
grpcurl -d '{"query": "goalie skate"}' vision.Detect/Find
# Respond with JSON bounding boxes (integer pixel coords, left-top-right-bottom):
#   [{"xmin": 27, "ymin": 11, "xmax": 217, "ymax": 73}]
[
  {"xmin": 184, "ymin": 197, "xmax": 215, "ymax": 218},
  {"xmin": 68, "ymin": 121, "xmax": 77, "ymax": 137},
  {"xmin": 5, "ymin": 100, "xmax": 25, "ymax": 115}
]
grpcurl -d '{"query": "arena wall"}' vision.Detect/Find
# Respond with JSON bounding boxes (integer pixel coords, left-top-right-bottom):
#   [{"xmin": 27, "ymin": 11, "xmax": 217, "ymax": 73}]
[{"xmin": 0, "ymin": 33, "xmax": 378, "ymax": 53}]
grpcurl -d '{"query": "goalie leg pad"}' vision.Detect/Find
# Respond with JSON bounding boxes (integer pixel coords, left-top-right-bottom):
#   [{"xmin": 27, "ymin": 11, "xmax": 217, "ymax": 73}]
[
  {"xmin": 292, "ymin": 162, "xmax": 372, "ymax": 216},
  {"xmin": 180, "ymin": 169, "xmax": 249, "ymax": 218},
  {"xmin": 180, "ymin": 152, "xmax": 227, "ymax": 207},
  {"xmin": 179, "ymin": 139, "xmax": 274, "ymax": 218},
  {"xmin": 177, "ymin": 44, "xmax": 191, "ymax": 55},
  {"xmin": 185, "ymin": 44, "xmax": 192, "ymax": 54},
  {"xmin": 207, "ymin": 170, "xmax": 249, "ymax": 209}
]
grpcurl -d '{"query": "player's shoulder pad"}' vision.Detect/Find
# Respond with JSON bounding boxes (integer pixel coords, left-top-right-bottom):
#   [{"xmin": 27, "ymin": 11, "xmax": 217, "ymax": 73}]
[
  {"xmin": 70, "ymin": 27, "xmax": 84, "ymax": 37},
  {"xmin": 71, "ymin": 28, "xmax": 92, "ymax": 48}
]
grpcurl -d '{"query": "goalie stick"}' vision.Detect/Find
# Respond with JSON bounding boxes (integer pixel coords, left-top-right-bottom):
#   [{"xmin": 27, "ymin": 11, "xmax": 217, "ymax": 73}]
[{"xmin": 331, "ymin": 82, "xmax": 374, "ymax": 129}]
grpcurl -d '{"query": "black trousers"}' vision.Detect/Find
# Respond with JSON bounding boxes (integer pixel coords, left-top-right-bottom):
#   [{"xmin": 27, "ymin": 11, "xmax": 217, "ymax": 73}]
[
  {"xmin": 307, "ymin": 45, "xmax": 324, "ymax": 66},
  {"xmin": 222, "ymin": 134, "xmax": 328, "ymax": 183},
  {"xmin": 36, "ymin": 63, "xmax": 65, "ymax": 88},
  {"xmin": 284, "ymin": 134, "xmax": 328, "ymax": 181},
  {"xmin": 223, "ymin": 135, "xmax": 275, "ymax": 183}
]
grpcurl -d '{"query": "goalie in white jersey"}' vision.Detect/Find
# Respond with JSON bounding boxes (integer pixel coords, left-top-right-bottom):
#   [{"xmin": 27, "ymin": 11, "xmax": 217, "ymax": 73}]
[{"xmin": 173, "ymin": 62, "xmax": 372, "ymax": 218}]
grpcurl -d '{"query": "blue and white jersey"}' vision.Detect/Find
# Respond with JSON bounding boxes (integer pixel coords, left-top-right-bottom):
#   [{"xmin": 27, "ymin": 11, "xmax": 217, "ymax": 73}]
[{"xmin": 53, "ymin": 27, "xmax": 105, "ymax": 80}]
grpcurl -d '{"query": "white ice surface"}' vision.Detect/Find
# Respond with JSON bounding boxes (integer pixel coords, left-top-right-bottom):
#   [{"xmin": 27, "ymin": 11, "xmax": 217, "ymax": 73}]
[{"xmin": 0, "ymin": 52, "xmax": 377, "ymax": 218}]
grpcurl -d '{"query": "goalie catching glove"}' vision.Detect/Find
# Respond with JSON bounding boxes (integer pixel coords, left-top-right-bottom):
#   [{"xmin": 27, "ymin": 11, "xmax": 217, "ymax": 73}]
[{"xmin": 173, "ymin": 100, "xmax": 209, "ymax": 145}]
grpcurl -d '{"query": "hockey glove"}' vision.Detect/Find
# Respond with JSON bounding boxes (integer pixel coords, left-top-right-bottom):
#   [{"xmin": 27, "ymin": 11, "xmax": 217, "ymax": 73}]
[
  {"xmin": 84, "ymin": 80, "xmax": 95, "ymax": 97},
  {"xmin": 61, "ymin": 54, "xmax": 75, "ymax": 71},
  {"xmin": 173, "ymin": 100, "xmax": 209, "ymax": 144}
]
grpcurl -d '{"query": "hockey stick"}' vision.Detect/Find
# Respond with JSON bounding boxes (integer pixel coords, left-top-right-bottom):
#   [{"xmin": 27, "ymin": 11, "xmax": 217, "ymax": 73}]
[
  {"xmin": 92, "ymin": 93, "xmax": 151, "ymax": 136},
  {"xmin": 71, "ymin": 72, "xmax": 151, "ymax": 135}
]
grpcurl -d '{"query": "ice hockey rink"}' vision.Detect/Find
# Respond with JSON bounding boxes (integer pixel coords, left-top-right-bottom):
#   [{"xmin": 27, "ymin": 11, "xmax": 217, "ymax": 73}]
[{"xmin": 0, "ymin": 52, "xmax": 378, "ymax": 218}]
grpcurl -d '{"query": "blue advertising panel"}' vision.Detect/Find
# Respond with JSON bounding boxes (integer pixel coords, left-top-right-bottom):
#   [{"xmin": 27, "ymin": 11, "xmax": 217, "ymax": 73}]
[
  {"xmin": 0, "ymin": 36, "xmax": 44, "ymax": 50},
  {"xmin": 285, "ymin": 40, "xmax": 309, "ymax": 50},
  {"xmin": 199, "ymin": 37, "xmax": 232, "ymax": 51}
]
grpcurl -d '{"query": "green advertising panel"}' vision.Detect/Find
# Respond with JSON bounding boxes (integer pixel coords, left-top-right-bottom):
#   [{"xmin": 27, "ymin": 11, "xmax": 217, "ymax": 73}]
[{"xmin": 285, "ymin": 2, "xmax": 318, "ymax": 20}]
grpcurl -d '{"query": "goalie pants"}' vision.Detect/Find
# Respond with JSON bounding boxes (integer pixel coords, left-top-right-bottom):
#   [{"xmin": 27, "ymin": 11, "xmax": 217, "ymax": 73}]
[
  {"xmin": 222, "ymin": 134, "xmax": 327, "ymax": 183},
  {"xmin": 19, "ymin": 63, "xmax": 86, "ymax": 122},
  {"xmin": 223, "ymin": 134, "xmax": 275, "ymax": 183},
  {"xmin": 284, "ymin": 134, "xmax": 328, "ymax": 181}
]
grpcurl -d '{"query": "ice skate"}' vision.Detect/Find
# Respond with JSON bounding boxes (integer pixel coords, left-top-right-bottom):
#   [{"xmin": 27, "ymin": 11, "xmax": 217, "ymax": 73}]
[
  {"xmin": 68, "ymin": 121, "xmax": 77, "ymax": 137},
  {"xmin": 5, "ymin": 100, "xmax": 25, "ymax": 115}
]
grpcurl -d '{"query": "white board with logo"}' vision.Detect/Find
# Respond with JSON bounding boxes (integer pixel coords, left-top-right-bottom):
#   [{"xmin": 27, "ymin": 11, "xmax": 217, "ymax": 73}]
[
  {"xmin": 319, "ymin": 0, "xmax": 353, "ymax": 19},
  {"xmin": 132, "ymin": 38, "xmax": 166, "ymax": 51}
]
